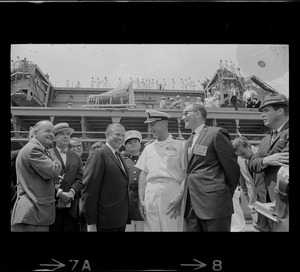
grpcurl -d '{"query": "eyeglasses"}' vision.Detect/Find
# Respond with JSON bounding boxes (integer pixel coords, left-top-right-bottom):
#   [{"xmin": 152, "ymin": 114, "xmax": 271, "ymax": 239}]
[
  {"xmin": 70, "ymin": 145, "xmax": 82, "ymax": 150},
  {"xmin": 182, "ymin": 110, "xmax": 197, "ymax": 117}
]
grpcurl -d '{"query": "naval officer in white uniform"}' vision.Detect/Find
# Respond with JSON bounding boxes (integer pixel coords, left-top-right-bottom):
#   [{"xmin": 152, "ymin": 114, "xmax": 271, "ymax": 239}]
[{"xmin": 136, "ymin": 110, "xmax": 186, "ymax": 231}]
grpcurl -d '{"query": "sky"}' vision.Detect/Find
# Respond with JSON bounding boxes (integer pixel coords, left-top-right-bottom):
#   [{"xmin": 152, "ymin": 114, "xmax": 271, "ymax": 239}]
[{"xmin": 11, "ymin": 44, "xmax": 289, "ymax": 97}]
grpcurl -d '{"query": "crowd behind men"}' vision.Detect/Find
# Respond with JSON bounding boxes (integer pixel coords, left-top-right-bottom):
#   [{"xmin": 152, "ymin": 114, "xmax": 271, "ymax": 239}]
[
  {"xmin": 10, "ymin": 93, "xmax": 288, "ymax": 232},
  {"xmin": 67, "ymin": 76, "xmax": 206, "ymax": 91}
]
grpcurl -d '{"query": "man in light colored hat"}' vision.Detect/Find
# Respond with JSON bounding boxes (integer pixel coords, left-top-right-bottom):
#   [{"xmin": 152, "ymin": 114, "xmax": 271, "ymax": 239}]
[
  {"xmin": 183, "ymin": 96, "xmax": 191, "ymax": 108},
  {"xmin": 169, "ymin": 97, "xmax": 176, "ymax": 109},
  {"xmin": 159, "ymin": 97, "xmax": 167, "ymax": 109},
  {"xmin": 243, "ymin": 84, "xmax": 258, "ymax": 104},
  {"xmin": 135, "ymin": 110, "xmax": 186, "ymax": 231},
  {"xmin": 174, "ymin": 95, "xmax": 182, "ymax": 109},
  {"xmin": 249, "ymin": 93, "xmax": 289, "ymax": 231},
  {"xmin": 48, "ymin": 122, "xmax": 83, "ymax": 232},
  {"xmin": 121, "ymin": 130, "xmax": 144, "ymax": 232}
]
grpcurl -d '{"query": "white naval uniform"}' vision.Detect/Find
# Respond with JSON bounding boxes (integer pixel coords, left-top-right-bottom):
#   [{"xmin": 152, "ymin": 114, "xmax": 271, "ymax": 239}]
[{"xmin": 135, "ymin": 134, "xmax": 186, "ymax": 231}]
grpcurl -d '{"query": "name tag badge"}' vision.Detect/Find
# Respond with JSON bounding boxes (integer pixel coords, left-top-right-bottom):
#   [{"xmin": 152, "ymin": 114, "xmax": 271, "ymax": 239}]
[
  {"xmin": 193, "ymin": 144, "xmax": 207, "ymax": 156},
  {"xmin": 166, "ymin": 146, "xmax": 177, "ymax": 151}
]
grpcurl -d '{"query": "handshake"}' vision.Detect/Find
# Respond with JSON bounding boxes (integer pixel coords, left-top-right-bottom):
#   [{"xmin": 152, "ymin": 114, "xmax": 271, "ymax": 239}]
[{"xmin": 57, "ymin": 190, "xmax": 75, "ymax": 209}]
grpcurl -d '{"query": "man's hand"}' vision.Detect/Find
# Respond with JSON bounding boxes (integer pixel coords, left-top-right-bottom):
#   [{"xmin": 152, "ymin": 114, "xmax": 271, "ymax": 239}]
[
  {"xmin": 139, "ymin": 200, "xmax": 146, "ymax": 220},
  {"xmin": 167, "ymin": 195, "xmax": 183, "ymax": 219},
  {"xmin": 58, "ymin": 191, "xmax": 73, "ymax": 203},
  {"xmin": 263, "ymin": 152, "xmax": 289, "ymax": 167},
  {"xmin": 56, "ymin": 199, "xmax": 69, "ymax": 209}
]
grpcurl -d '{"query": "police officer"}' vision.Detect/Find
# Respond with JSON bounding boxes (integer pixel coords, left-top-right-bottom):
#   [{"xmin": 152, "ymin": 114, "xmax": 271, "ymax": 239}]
[
  {"xmin": 121, "ymin": 130, "xmax": 144, "ymax": 232},
  {"xmin": 136, "ymin": 110, "xmax": 186, "ymax": 231}
]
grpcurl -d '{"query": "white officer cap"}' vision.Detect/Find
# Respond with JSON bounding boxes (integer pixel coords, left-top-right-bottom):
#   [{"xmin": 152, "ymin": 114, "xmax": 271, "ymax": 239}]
[
  {"xmin": 144, "ymin": 110, "xmax": 172, "ymax": 124},
  {"xmin": 124, "ymin": 130, "xmax": 142, "ymax": 145}
]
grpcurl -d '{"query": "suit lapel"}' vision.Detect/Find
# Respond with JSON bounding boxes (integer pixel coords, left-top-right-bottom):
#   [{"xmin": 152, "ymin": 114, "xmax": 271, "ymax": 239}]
[
  {"xmin": 105, "ymin": 145, "xmax": 127, "ymax": 176},
  {"xmin": 54, "ymin": 147, "xmax": 66, "ymax": 169},
  {"xmin": 190, "ymin": 126, "xmax": 208, "ymax": 159},
  {"xmin": 65, "ymin": 151, "xmax": 71, "ymax": 169},
  {"xmin": 118, "ymin": 154, "xmax": 129, "ymax": 177},
  {"xmin": 187, "ymin": 126, "xmax": 208, "ymax": 167},
  {"xmin": 269, "ymin": 121, "xmax": 289, "ymax": 149},
  {"xmin": 194, "ymin": 126, "xmax": 208, "ymax": 146}
]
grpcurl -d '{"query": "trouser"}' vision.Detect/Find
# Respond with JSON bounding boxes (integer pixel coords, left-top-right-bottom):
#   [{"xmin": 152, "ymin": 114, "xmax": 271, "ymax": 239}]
[
  {"xmin": 125, "ymin": 220, "xmax": 144, "ymax": 232},
  {"xmin": 231, "ymin": 187, "xmax": 245, "ymax": 232},
  {"xmin": 230, "ymin": 96, "xmax": 238, "ymax": 110},
  {"xmin": 11, "ymin": 223, "xmax": 49, "ymax": 232},
  {"xmin": 144, "ymin": 180, "xmax": 184, "ymax": 231},
  {"xmin": 49, "ymin": 208, "xmax": 80, "ymax": 232},
  {"xmin": 184, "ymin": 191, "xmax": 231, "ymax": 232},
  {"xmin": 99, "ymin": 225, "xmax": 126, "ymax": 232}
]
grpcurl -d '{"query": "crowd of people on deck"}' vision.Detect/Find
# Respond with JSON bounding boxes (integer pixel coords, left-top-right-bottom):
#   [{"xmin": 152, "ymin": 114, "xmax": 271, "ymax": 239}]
[
  {"xmin": 159, "ymin": 83, "xmax": 261, "ymax": 110},
  {"xmin": 68, "ymin": 76, "xmax": 207, "ymax": 90},
  {"xmin": 10, "ymin": 93, "xmax": 289, "ymax": 232}
]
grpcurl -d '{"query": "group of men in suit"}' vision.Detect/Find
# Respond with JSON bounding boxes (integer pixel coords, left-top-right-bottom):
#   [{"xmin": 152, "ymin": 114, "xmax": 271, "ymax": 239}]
[{"xmin": 10, "ymin": 92, "xmax": 288, "ymax": 232}]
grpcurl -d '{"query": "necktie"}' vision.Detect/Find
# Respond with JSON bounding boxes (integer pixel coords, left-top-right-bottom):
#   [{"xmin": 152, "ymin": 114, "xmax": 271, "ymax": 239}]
[
  {"xmin": 60, "ymin": 149, "xmax": 68, "ymax": 154},
  {"xmin": 187, "ymin": 132, "xmax": 195, "ymax": 162},
  {"xmin": 245, "ymin": 160, "xmax": 253, "ymax": 179},
  {"xmin": 44, "ymin": 149, "xmax": 50, "ymax": 157},
  {"xmin": 115, "ymin": 151, "xmax": 126, "ymax": 174},
  {"xmin": 271, "ymin": 130, "xmax": 278, "ymax": 145}
]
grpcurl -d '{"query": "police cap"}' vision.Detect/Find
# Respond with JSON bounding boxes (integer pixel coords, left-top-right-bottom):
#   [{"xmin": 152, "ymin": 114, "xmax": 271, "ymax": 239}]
[{"xmin": 124, "ymin": 130, "xmax": 142, "ymax": 145}]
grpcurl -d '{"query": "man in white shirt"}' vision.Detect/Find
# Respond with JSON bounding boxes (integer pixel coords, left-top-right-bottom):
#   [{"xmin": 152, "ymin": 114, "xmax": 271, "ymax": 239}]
[
  {"xmin": 243, "ymin": 84, "xmax": 258, "ymax": 105},
  {"xmin": 136, "ymin": 110, "xmax": 186, "ymax": 231}
]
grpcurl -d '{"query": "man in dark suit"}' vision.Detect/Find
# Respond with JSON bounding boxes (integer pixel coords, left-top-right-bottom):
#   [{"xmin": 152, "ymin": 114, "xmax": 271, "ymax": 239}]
[
  {"xmin": 182, "ymin": 103, "xmax": 240, "ymax": 231},
  {"xmin": 49, "ymin": 123, "xmax": 83, "ymax": 232},
  {"xmin": 81, "ymin": 123, "xmax": 130, "ymax": 232},
  {"xmin": 11, "ymin": 149, "xmax": 20, "ymax": 209},
  {"xmin": 249, "ymin": 94, "xmax": 289, "ymax": 206}
]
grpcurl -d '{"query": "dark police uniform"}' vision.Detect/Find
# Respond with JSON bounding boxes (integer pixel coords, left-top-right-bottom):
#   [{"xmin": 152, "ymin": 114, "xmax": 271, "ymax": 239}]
[{"xmin": 122, "ymin": 152, "xmax": 144, "ymax": 221}]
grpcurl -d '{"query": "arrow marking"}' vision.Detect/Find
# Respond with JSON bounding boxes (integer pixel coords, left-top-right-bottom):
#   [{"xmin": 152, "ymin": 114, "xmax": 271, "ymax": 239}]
[
  {"xmin": 34, "ymin": 259, "xmax": 65, "ymax": 271},
  {"xmin": 181, "ymin": 259, "xmax": 207, "ymax": 270}
]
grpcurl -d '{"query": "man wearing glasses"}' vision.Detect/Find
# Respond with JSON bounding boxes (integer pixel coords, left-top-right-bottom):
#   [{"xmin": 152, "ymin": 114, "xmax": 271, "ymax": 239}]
[
  {"xmin": 181, "ymin": 103, "xmax": 240, "ymax": 231},
  {"xmin": 69, "ymin": 137, "xmax": 83, "ymax": 159}
]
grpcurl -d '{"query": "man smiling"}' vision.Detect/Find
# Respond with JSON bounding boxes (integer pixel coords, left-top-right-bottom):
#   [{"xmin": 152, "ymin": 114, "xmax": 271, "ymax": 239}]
[
  {"xmin": 82, "ymin": 123, "xmax": 130, "ymax": 232},
  {"xmin": 182, "ymin": 103, "xmax": 240, "ymax": 232},
  {"xmin": 136, "ymin": 110, "xmax": 186, "ymax": 231}
]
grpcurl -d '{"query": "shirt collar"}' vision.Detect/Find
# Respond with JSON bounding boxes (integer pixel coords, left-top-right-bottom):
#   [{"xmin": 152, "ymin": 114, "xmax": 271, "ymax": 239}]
[
  {"xmin": 193, "ymin": 124, "xmax": 205, "ymax": 136},
  {"xmin": 275, "ymin": 121, "xmax": 288, "ymax": 134},
  {"xmin": 154, "ymin": 134, "xmax": 173, "ymax": 146},
  {"xmin": 56, "ymin": 146, "xmax": 68, "ymax": 153},
  {"xmin": 30, "ymin": 138, "xmax": 44, "ymax": 148},
  {"xmin": 106, "ymin": 142, "xmax": 118, "ymax": 154}
]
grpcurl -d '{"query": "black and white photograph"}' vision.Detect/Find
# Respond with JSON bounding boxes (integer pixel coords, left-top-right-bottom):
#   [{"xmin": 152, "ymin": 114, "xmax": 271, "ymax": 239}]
[{"xmin": 3, "ymin": 1, "xmax": 296, "ymax": 272}]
